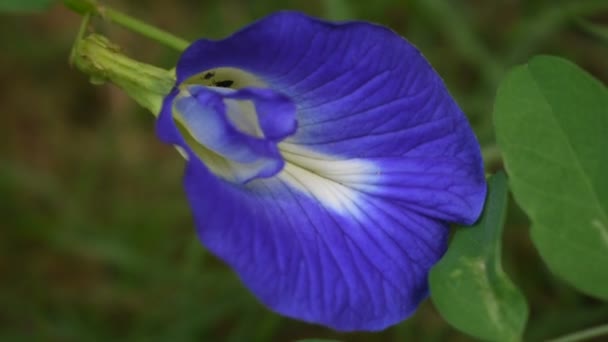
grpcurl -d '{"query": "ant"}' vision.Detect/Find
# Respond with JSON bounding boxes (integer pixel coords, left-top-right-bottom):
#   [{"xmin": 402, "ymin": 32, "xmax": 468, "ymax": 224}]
[
  {"xmin": 213, "ymin": 80, "xmax": 234, "ymax": 88},
  {"xmin": 200, "ymin": 70, "xmax": 234, "ymax": 88}
]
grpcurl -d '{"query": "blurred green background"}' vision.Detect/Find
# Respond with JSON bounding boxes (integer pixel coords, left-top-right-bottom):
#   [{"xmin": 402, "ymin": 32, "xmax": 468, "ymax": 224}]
[{"xmin": 1, "ymin": 0, "xmax": 607, "ymax": 341}]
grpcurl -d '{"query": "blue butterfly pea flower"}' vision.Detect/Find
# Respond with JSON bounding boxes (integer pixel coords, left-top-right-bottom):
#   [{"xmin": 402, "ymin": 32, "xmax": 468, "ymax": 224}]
[{"xmin": 157, "ymin": 11, "xmax": 486, "ymax": 331}]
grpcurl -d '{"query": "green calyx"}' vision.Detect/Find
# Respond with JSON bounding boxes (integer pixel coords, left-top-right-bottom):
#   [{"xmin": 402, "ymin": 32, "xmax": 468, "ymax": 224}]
[{"xmin": 73, "ymin": 34, "xmax": 175, "ymax": 115}]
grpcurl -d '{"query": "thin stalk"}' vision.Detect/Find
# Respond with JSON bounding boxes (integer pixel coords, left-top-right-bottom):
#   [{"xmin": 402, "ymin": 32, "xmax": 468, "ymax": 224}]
[
  {"xmin": 69, "ymin": 11, "xmax": 91, "ymax": 65},
  {"xmin": 577, "ymin": 19, "xmax": 608, "ymax": 44},
  {"xmin": 548, "ymin": 323, "xmax": 608, "ymax": 342},
  {"xmin": 100, "ymin": 7, "xmax": 189, "ymax": 51},
  {"xmin": 63, "ymin": 0, "xmax": 189, "ymax": 51}
]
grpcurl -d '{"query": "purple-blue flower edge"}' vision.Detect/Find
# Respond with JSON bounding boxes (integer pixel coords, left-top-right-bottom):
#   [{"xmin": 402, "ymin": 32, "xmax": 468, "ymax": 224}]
[{"xmin": 156, "ymin": 11, "xmax": 487, "ymax": 331}]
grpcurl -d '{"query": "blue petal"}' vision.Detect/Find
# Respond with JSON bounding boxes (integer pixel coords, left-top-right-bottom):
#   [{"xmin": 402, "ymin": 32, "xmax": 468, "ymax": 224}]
[
  {"xmin": 157, "ymin": 11, "xmax": 486, "ymax": 331},
  {"xmin": 180, "ymin": 157, "xmax": 449, "ymax": 331},
  {"xmin": 175, "ymin": 11, "xmax": 485, "ymax": 221}
]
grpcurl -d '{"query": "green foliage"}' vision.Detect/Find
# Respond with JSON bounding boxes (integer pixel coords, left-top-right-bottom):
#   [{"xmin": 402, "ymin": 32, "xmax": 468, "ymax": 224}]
[
  {"xmin": 62, "ymin": 0, "xmax": 96, "ymax": 15},
  {"xmin": 320, "ymin": 0, "xmax": 354, "ymax": 21},
  {"xmin": 577, "ymin": 20, "xmax": 608, "ymax": 44},
  {"xmin": 494, "ymin": 55, "xmax": 608, "ymax": 300},
  {"xmin": 0, "ymin": 0, "xmax": 55, "ymax": 13},
  {"xmin": 430, "ymin": 172, "xmax": 528, "ymax": 341}
]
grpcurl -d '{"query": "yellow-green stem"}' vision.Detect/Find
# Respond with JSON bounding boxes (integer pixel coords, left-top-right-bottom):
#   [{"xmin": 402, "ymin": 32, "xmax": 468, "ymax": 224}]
[
  {"xmin": 63, "ymin": 0, "xmax": 189, "ymax": 51},
  {"xmin": 73, "ymin": 34, "xmax": 175, "ymax": 114}
]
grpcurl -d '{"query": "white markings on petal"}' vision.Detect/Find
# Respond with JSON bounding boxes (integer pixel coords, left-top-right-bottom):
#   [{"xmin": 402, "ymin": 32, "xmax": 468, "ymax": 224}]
[
  {"xmin": 278, "ymin": 142, "xmax": 378, "ymax": 216},
  {"xmin": 280, "ymin": 163, "xmax": 363, "ymax": 218}
]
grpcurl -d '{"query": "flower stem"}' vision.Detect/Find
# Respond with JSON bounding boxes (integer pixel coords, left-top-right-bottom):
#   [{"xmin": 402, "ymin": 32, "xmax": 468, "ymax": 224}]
[
  {"xmin": 100, "ymin": 7, "xmax": 189, "ymax": 51},
  {"xmin": 63, "ymin": 0, "xmax": 189, "ymax": 51},
  {"xmin": 73, "ymin": 34, "xmax": 175, "ymax": 115},
  {"xmin": 69, "ymin": 11, "xmax": 91, "ymax": 65},
  {"xmin": 549, "ymin": 323, "xmax": 608, "ymax": 342}
]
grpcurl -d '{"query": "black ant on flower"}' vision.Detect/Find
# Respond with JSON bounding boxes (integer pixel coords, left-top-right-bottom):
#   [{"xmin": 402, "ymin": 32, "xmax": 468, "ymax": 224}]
[
  {"xmin": 201, "ymin": 71, "xmax": 234, "ymax": 88},
  {"xmin": 213, "ymin": 80, "xmax": 234, "ymax": 87}
]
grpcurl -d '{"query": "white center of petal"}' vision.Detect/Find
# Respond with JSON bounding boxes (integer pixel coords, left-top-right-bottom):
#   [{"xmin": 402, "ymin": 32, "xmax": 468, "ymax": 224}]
[{"xmin": 277, "ymin": 142, "xmax": 377, "ymax": 215}]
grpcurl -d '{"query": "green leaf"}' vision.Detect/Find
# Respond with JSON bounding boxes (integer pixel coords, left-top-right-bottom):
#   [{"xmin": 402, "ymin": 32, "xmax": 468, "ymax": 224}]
[
  {"xmin": 0, "ymin": 0, "xmax": 55, "ymax": 13},
  {"xmin": 494, "ymin": 55, "xmax": 608, "ymax": 300},
  {"xmin": 430, "ymin": 172, "xmax": 528, "ymax": 341}
]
